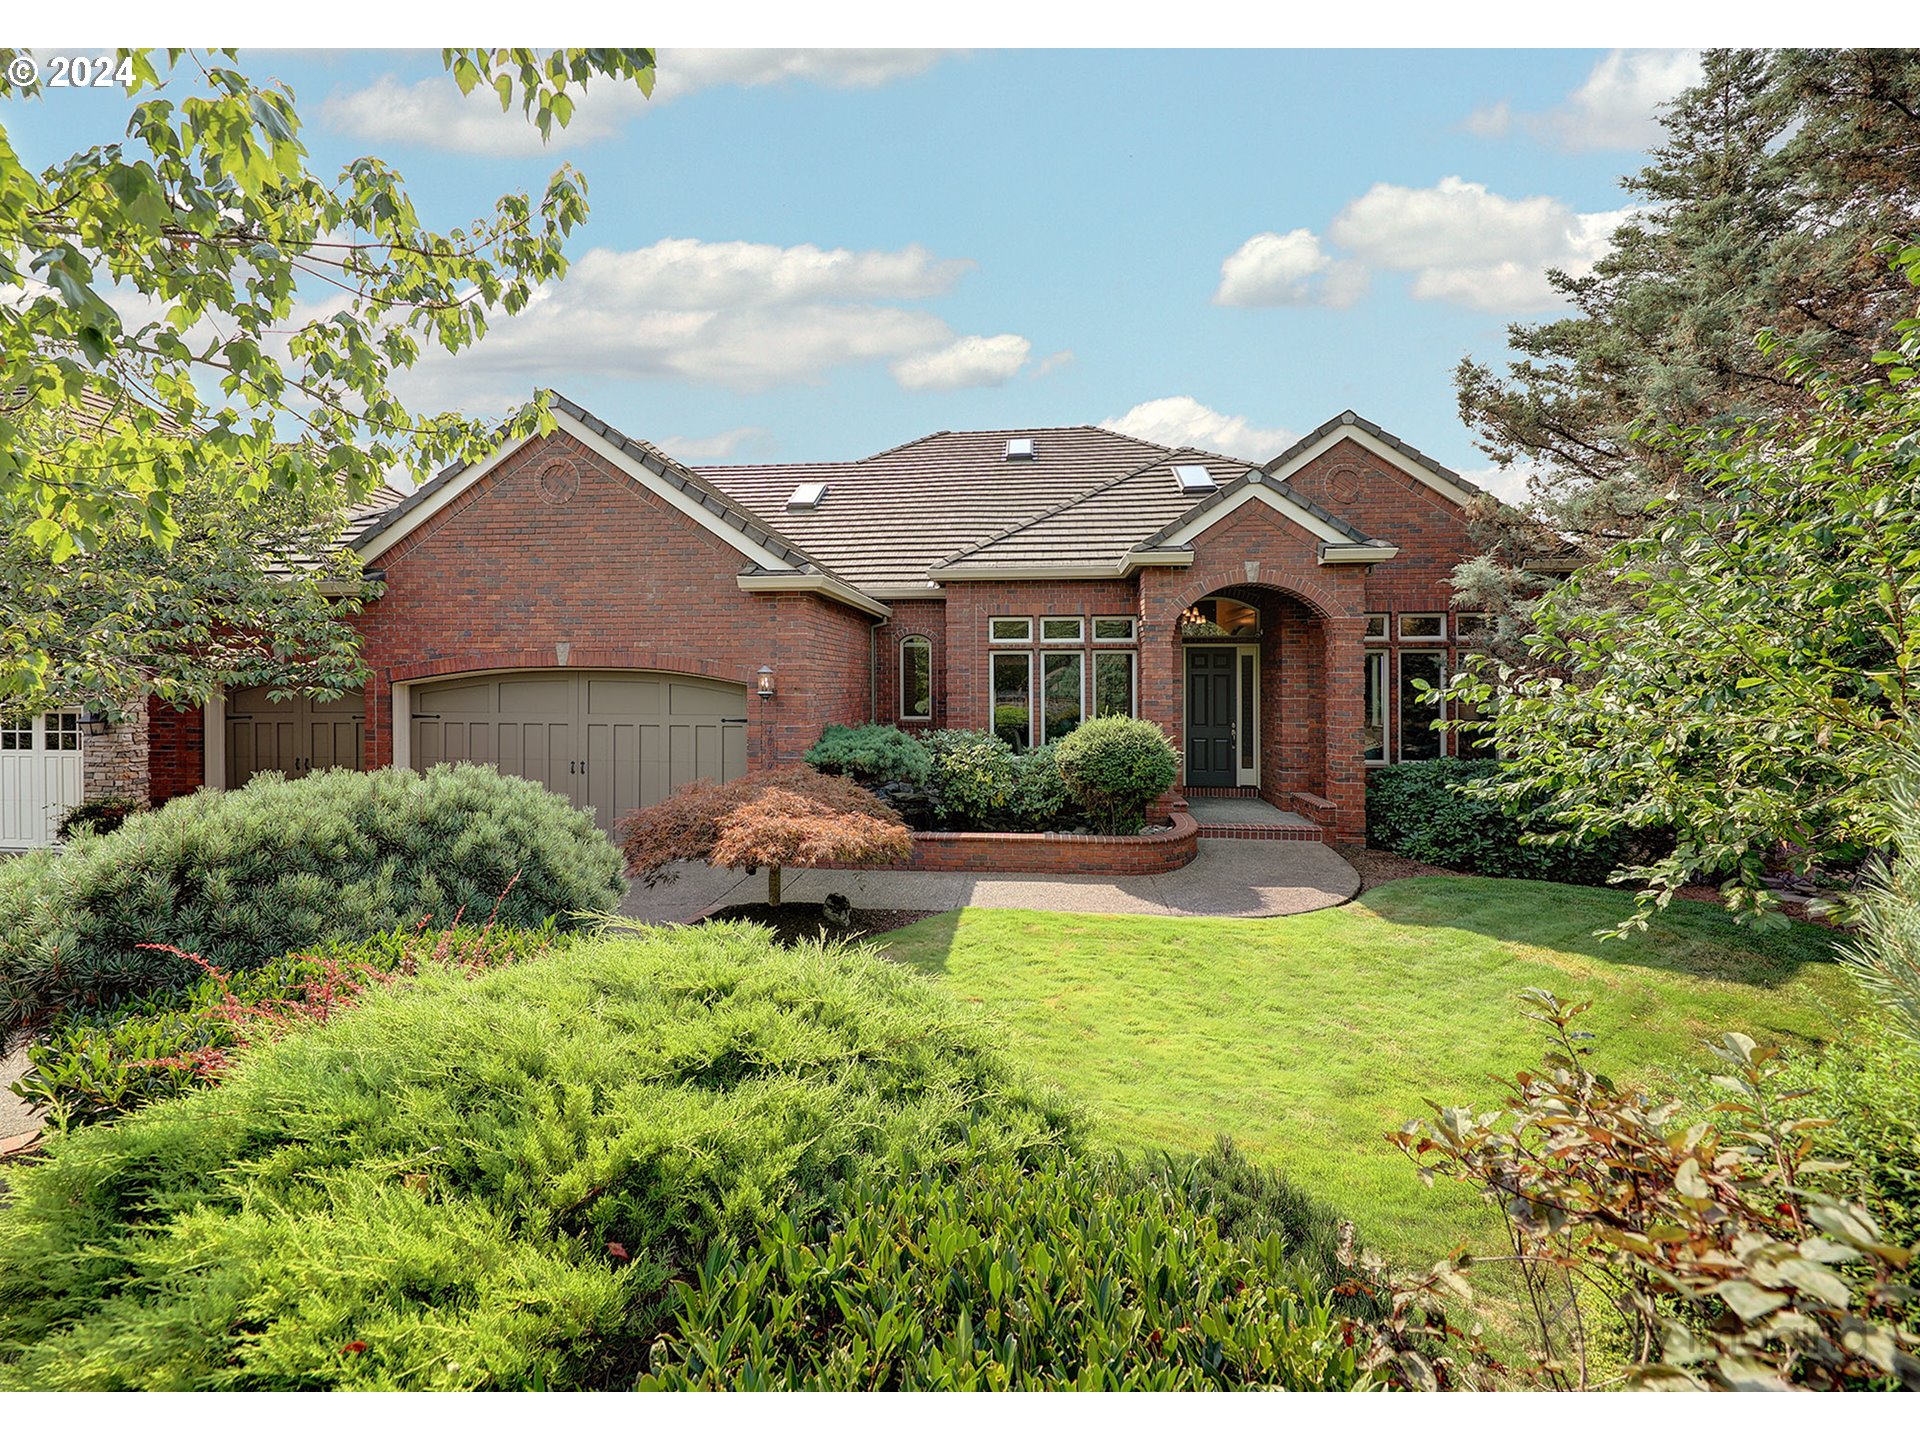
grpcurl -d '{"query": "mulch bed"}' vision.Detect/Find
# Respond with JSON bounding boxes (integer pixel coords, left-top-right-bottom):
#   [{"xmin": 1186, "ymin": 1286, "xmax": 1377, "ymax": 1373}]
[
  {"xmin": 702, "ymin": 902, "xmax": 943, "ymax": 945},
  {"xmin": 1330, "ymin": 844, "xmax": 1469, "ymax": 895}
]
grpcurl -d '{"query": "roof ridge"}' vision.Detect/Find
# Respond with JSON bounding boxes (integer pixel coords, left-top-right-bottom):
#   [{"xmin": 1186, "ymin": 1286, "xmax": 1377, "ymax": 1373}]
[
  {"xmin": 933, "ymin": 443, "xmax": 1201, "ymax": 569},
  {"xmin": 1264, "ymin": 409, "xmax": 1488, "ymax": 503}
]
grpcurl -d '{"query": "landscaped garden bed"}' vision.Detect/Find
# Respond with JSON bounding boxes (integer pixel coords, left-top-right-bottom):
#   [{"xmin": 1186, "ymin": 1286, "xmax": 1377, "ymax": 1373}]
[{"xmin": 861, "ymin": 809, "xmax": 1198, "ymax": 876}]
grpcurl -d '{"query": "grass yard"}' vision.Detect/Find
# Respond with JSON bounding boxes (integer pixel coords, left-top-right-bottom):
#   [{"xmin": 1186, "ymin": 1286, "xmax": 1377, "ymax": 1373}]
[{"xmin": 881, "ymin": 875, "xmax": 1857, "ymax": 1269}]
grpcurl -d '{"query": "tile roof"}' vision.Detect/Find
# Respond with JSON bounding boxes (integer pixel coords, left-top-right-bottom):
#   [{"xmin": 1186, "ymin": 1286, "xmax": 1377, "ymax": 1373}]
[{"xmin": 1265, "ymin": 409, "xmax": 1489, "ymax": 502}]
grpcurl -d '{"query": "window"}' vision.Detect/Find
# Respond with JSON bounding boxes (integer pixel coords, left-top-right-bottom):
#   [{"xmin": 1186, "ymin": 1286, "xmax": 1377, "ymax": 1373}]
[
  {"xmin": 1092, "ymin": 652, "xmax": 1135, "ymax": 717},
  {"xmin": 1363, "ymin": 652, "xmax": 1387, "ymax": 763},
  {"xmin": 899, "ymin": 636, "xmax": 932, "ymax": 720},
  {"xmin": 1363, "ymin": 613, "xmax": 1388, "ymax": 642},
  {"xmin": 1239, "ymin": 653, "xmax": 1256, "ymax": 771},
  {"xmin": 989, "ymin": 617, "xmax": 1031, "ymax": 644},
  {"xmin": 1040, "ymin": 617, "xmax": 1084, "ymax": 644},
  {"xmin": 991, "ymin": 651, "xmax": 1033, "ymax": 751},
  {"xmin": 1398, "ymin": 613, "xmax": 1445, "ymax": 641},
  {"xmin": 1042, "ymin": 652, "xmax": 1083, "ymax": 742},
  {"xmin": 1455, "ymin": 612, "xmax": 1493, "ymax": 642},
  {"xmin": 1398, "ymin": 651, "xmax": 1446, "ymax": 761},
  {"xmin": 45, "ymin": 712, "xmax": 81, "ymax": 752},
  {"xmin": 0, "ymin": 716, "xmax": 29, "ymax": 750},
  {"xmin": 1092, "ymin": 617, "xmax": 1136, "ymax": 643}
]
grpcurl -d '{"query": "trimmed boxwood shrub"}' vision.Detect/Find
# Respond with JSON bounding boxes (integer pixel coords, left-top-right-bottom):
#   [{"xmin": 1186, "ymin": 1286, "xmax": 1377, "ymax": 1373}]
[
  {"xmin": 0, "ymin": 926, "xmax": 1080, "ymax": 1390},
  {"xmin": 0, "ymin": 763, "xmax": 625, "ymax": 1049},
  {"xmin": 1365, "ymin": 759, "xmax": 1628, "ymax": 884},
  {"xmin": 1053, "ymin": 716, "xmax": 1179, "ymax": 835},
  {"xmin": 803, "ymin": 723, "xmax": 930, "ymax": 786}
]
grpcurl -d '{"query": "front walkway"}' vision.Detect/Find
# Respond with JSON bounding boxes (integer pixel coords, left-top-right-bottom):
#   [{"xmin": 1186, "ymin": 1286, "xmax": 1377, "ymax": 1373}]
[{"xmin": 619, "ymin": 838, "xmax": 1360, "ymax": 924}]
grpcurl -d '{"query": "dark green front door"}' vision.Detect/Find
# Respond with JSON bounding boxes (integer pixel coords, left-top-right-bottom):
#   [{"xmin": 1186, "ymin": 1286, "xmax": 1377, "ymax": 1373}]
[{"xmin": 1185, "ymin": 648, "xmax": 1236, "ymax": 786}]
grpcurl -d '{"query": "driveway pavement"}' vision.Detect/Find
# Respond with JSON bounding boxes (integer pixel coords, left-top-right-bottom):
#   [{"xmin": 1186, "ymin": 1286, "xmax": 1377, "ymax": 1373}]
[{"xmin": 619, "ymin": 838, "xmax": 1359, "ymax": 924}]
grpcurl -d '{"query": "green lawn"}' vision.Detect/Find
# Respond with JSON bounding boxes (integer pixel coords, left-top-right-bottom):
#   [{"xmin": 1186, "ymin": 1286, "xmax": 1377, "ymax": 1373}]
[{"xmin": 881, "ymin": 876, "xmax": 1857, "ymax": 1269}]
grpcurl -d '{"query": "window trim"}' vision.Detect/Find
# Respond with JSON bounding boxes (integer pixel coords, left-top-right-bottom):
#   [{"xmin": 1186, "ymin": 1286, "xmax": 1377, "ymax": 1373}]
[
  {"xmin": 1039, "ymin": 616, "xmax": 1085, "ymax": 645},
  {"xmin": 1396, "ymin": 648, "xmax": 1447, "ymax": 762},
  {"xmin": 1091, "ymin": 616, "xmax": 1137, "ymax": 644},
  {"xmin": 988, "ymin": 616, "xmax": 1032, "ymax": 645},
  {"xmin": 990, "ymin": 649, "xmax": 1035, "ymax": 751},
  {"xmin": 1397, "ymin": 612, "xmax": 1446, "ymax": 641},
  {"xmin": 898, "ymin": 635, "xmax": 933, "ymax": 721},
  {"xmin": 1363, "ymin": 613, "xmax": 1388, "ymax": 642},
  {"xmin": 1091, "ymin": 650, "xmax": 1138, "ymax": 718}
]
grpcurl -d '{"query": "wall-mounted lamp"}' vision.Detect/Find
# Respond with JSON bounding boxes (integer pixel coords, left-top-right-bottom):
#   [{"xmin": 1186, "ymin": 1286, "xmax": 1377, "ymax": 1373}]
[
  {"xmin": 756, "ymin": 665, "xmax": 776, "ymax": 702},
  {"xmin": 80, "ymin": 704, "xmax": 113, "ymax": 737}
]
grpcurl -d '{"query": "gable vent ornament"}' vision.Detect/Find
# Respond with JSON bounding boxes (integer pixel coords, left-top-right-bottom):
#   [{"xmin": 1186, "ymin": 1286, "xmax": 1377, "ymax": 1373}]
[{"xmin": 535, "ymin": 459, "xmax": 580, "ymax": 505}]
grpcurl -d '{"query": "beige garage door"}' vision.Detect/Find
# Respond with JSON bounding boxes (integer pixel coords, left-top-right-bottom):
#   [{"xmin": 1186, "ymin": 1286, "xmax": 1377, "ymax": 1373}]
[
  {"xmin": 225, "ymin": 687, "xmax": 366, "ymax": 787},
  {"xmin": 409, "ymin": 670, "xmax": 749, "ymax": 834}
]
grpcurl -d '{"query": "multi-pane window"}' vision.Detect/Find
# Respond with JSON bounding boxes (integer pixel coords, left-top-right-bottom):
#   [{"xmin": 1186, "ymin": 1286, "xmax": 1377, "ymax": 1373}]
[
  {"xmin": 991, "ymin": 651, "xmax": 1033, "ymax": 752},
  {"xmin": 989, "ymin": 617, "xmax": 1031, "ymax": 644},
  {"xmin": 1040, "ymin": 617, "xmax": 1084, "ymax": 644},
  {"xmin": 1398, "ymin": 651, "xmax": 1446, "ymax": 761},
  {"xmin": 1092, "ymin": 617, "xmax": 1136, "ymax": 643},
  {"xmin": 45, "ymin": 712, "xmax": 82, "ymax": 751},
  {"xmin": 1092, "ymin": 652, "xmax": 1135, "ymax": 717},
  {"xmin": 899, "ymin": 636, "xmax": 932, "ymax": 720},
  {"xmin": 0, "ymin": 716, "xmax": 29, "ymax": 750},
  {"xmin": 1041, "ymin": 652, "xmax": 1083, "ymax": 742},
  {"xmin": 1363, "ymin": 651, "xmax": 1388, "ymax": 763}
]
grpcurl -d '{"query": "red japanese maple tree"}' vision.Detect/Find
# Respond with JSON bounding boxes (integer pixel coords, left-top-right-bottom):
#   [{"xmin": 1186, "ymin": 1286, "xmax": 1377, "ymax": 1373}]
[{"xmin": 616, "ymin": 766, "xmax": 912, "ymax": 906}]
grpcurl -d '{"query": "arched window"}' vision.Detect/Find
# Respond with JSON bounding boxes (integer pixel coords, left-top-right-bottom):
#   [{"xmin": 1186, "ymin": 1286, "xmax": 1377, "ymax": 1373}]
[{"xmin": 899, "ymin": 635, "xmax": 933, "ymax": 720}]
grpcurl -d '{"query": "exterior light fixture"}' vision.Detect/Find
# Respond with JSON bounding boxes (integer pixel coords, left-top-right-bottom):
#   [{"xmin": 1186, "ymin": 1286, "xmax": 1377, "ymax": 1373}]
[
  {"xmin": 756, "ymin": 665, "xmax": 776, "ymax": 701},
  {"xmin": 80, "ymin": 704, "xmax": 113, "ymax": 736}
]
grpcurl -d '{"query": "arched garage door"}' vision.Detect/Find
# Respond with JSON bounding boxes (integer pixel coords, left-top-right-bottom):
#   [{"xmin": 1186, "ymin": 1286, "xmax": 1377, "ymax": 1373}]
[
  {"xmin": 409, "ymin": 670, "xmax": 748, "ymax": 835},
  {"xmin": 225, "ymin": 686, "xmax": 366, "ymax": 787}
]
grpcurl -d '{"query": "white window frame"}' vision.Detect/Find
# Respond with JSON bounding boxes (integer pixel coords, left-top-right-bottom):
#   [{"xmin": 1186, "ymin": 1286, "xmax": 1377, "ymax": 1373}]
[
  {"xmin": 1363, "ymin": 650, "xmax": 1389, "ymax": 765},
  {"xmin": 1091, "ymin": 650, "xmax": 1137, "ymax": 718},
  {"xmin": 1363, "ymin": 613, "xmax": 1388, "ymax": 642},
  {"xmin": 1454, "ymin": 612, "xmax": 1493, "ymax": 642},
  {"xmin": 1040, "ymin": 650, "xmax": 1085, "ymax": 744},
  {"xmin": 989, "ymin": 617, "xmax": 1032, "ymax": 645},
  {"xmin": 1091, "ymin": 616, "xmax": 1137, "ymax": 643},
  {"xmin": 1398, "ymin": 612, "xmax": 1446, "ymax": 641},
  {"xmin": 989, "ymin": 649, "xmax": 1035, "ymax": 751},
  {"xmin": 1396, "ymin": 649, "xmax": 1448, "ymax": 762},
  {"xmin": 899, "ymin": 635, "xmax": 933, "ymax": 720},
  {"xmin": 1039, "ymin": 616, "xmax": 1085, "ymax": 645}
]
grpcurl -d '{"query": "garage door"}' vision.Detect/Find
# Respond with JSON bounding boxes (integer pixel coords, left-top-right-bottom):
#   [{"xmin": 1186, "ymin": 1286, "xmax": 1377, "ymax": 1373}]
[
  {"xmin": 0, "ymin": 712, "xmax": 84, "ymax": 849},
  {"xmin": 409, "ymin": 670, "xmax": 748, "ymax": 834},
  {"xmin": 225, "ymin": 687, "xmax": 367, "ymax": 787}
]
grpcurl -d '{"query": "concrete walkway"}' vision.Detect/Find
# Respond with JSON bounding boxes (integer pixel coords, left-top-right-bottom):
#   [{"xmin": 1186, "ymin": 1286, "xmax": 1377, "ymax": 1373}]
[
  {"xmin": 2, "ymin": 1040, "xmax": 41, "ymax": 1154},
  {"xmin": 619, "ymin": 838, "xmax": 1359, "ymax": 924}
]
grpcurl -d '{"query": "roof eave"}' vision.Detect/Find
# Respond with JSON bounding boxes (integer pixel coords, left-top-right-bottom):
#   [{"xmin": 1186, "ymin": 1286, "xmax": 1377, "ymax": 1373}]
[{"xmin": 734, "ymin": 568, "xmax": 892, "ymax": 619}]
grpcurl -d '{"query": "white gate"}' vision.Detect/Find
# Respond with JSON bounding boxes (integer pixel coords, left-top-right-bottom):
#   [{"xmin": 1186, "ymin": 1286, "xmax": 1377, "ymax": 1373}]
[{"xmin": 0, "ymin": 712, "xmax": 85, "ymax": 849}]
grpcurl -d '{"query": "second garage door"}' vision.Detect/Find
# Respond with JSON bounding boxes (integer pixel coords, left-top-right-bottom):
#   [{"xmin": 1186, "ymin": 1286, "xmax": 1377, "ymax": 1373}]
[{"xmin": 409, "ymin": 670, "xmax": 748, "ymax": 834}]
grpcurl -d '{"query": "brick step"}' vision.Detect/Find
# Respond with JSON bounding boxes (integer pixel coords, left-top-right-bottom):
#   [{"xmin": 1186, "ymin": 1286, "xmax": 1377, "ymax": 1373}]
[{"xmin": 1195, "ymin": 821, "xmax": 1325, "ymax": 843}]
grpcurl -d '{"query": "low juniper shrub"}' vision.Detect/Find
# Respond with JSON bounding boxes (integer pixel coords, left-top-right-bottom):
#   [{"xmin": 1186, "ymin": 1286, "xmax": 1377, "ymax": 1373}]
[{"xmin": 803, "ymin": 724, "xmax": 931, "ymax": 786}]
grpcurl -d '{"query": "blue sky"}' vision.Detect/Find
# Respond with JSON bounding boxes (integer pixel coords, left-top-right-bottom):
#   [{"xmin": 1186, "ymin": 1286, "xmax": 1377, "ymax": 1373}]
[{"xmin": 5, "ymin": 48, "xmax": 1705, "ymax": 497}]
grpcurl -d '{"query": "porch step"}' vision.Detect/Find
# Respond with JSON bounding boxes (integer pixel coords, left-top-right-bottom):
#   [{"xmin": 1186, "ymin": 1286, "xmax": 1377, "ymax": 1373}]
[
  {"xmin": 1194, "ymin": 819, "xmax": 1325, "ymax": 842},
  {"xmin": 1184, "ymin": 795, "xmax": 1326, "ymax": 843}
]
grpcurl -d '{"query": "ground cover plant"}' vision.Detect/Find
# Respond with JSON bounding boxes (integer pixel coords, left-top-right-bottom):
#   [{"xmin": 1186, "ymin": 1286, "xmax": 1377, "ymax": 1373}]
[
  {"xmin": 881, "ymin": 876, "xmax": 1856, "ymax": 1270},
  {"xmin": 0, "ymin": 763, "xmax": 624, "ymax": 1050},
  {"xmin": 13, "ymin": 920, "xmax": 558, "ymax": 1130}
]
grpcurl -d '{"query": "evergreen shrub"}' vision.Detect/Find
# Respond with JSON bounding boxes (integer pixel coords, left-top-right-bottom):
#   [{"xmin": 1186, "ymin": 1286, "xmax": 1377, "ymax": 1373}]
[{"xmin": 1053, "ymin": 717, "xmax": 1179, "ymax": 834}]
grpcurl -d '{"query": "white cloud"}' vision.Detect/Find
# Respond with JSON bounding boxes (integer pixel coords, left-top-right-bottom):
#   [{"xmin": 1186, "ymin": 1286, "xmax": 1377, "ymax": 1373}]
[
  {"xmin": 1459, "ymin": 462, "xmax": 1536, "ymax": 506},
  {"xmin": 1327, "ymin": 177, "xmax": 1633, "ymax": 312},
  {"xmin": 1213, "ymin": 228, "xmax": 1368, "ymax": 309},
  {"xmin": 390, "ymin": 237, "xmax": 1032, "ymax": 399},
  {"xmin": 1468, "ymin": 49, "xmax": 1702, "ymax": 152},
  {"xmin": 1102, "ymin": 397, "xmax": 1296, "ymax": 462},
  {"xmin": 320, "ymin": 49, "xmax": 950, "ymax": 155},
  {"xmin": 659, "ymin": 426, "xmax": 772, "ymax": 462},
  {"xmin": 890, "ymin": 333, "xmax": 1031, "ymax": 391}
]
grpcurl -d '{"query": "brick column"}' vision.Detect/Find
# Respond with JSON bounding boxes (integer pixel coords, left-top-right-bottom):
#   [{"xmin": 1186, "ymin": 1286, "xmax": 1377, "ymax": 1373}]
[{"xmin": 1320, "ymin": 613, "xmax": 1368, "ymax": 843}]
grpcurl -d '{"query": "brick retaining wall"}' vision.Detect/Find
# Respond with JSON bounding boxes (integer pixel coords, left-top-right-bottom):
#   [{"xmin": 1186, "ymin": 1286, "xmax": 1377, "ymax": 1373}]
[{"xmin": 859, "ymin": 810, "xmax": 1199, "ymax": 876}]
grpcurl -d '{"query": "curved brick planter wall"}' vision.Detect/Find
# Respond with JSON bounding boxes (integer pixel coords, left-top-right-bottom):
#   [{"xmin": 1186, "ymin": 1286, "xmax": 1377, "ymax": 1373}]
[{"xmin": 864, "ymin": 810, "xmax": 1199, "ymax": 876}]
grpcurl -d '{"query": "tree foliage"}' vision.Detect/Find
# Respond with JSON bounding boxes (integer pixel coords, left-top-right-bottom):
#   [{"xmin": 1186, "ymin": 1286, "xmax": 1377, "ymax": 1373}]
[
  {"xmin": 1454, "ymin": 48, "xmax": 1920, "ymax": 630},
  {"xmin": 1451, "ymin": 301, "xmax": 1920, "ymax": 925},
  {"xmin": 618, "ymin": 766, "xmax": 912, "ymax": 906},
  {"xmin": 1391, "ymin": 991, "xmax": 1920, "ymax": 1392},
  {"xmin": 0, "ymin": 47, "xmax": 654, "ymax": 708}
]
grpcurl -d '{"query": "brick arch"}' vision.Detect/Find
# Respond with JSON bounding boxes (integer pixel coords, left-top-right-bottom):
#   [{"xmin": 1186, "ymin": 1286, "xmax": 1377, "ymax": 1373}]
[{"xmin": 1160, "ymin": 563, "xmax": 1353, "ymax": 623}]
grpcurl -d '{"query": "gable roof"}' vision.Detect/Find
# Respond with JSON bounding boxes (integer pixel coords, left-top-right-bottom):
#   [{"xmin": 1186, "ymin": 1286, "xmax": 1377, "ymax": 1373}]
[{"xmin": 1264, "ymin": 410, "xmax": 1487, "ymax": 509}]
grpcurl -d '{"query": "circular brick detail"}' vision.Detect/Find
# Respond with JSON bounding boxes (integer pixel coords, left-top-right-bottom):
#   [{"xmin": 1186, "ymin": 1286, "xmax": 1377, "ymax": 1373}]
[
  {"xmin": 1323, "ymin": 463, "xmax": 1363, "ymax": 504},
  {"xmin": 535, "ymin": 460, "xmax": 580, "ymax": 505}
]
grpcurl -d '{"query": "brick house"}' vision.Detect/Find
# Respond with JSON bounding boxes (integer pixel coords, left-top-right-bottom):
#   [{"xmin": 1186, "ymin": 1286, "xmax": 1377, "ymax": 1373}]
[{"xmin": 3, "ymin": 396, "xmax": 1492, "ymax": 850}]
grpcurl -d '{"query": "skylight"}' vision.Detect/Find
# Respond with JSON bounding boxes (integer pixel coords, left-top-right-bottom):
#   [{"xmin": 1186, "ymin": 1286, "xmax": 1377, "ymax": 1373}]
[
  {"xmin": 786, "ymin": 481, "xmax": 829, "ymax": 510},
  {"xmin": 1173, "ymin": 464, "xmax": 1218, "ymax": 495},
  {"xmin": 1004, "ymin": 438, "xmax": 1035, "ymax": 461}
]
